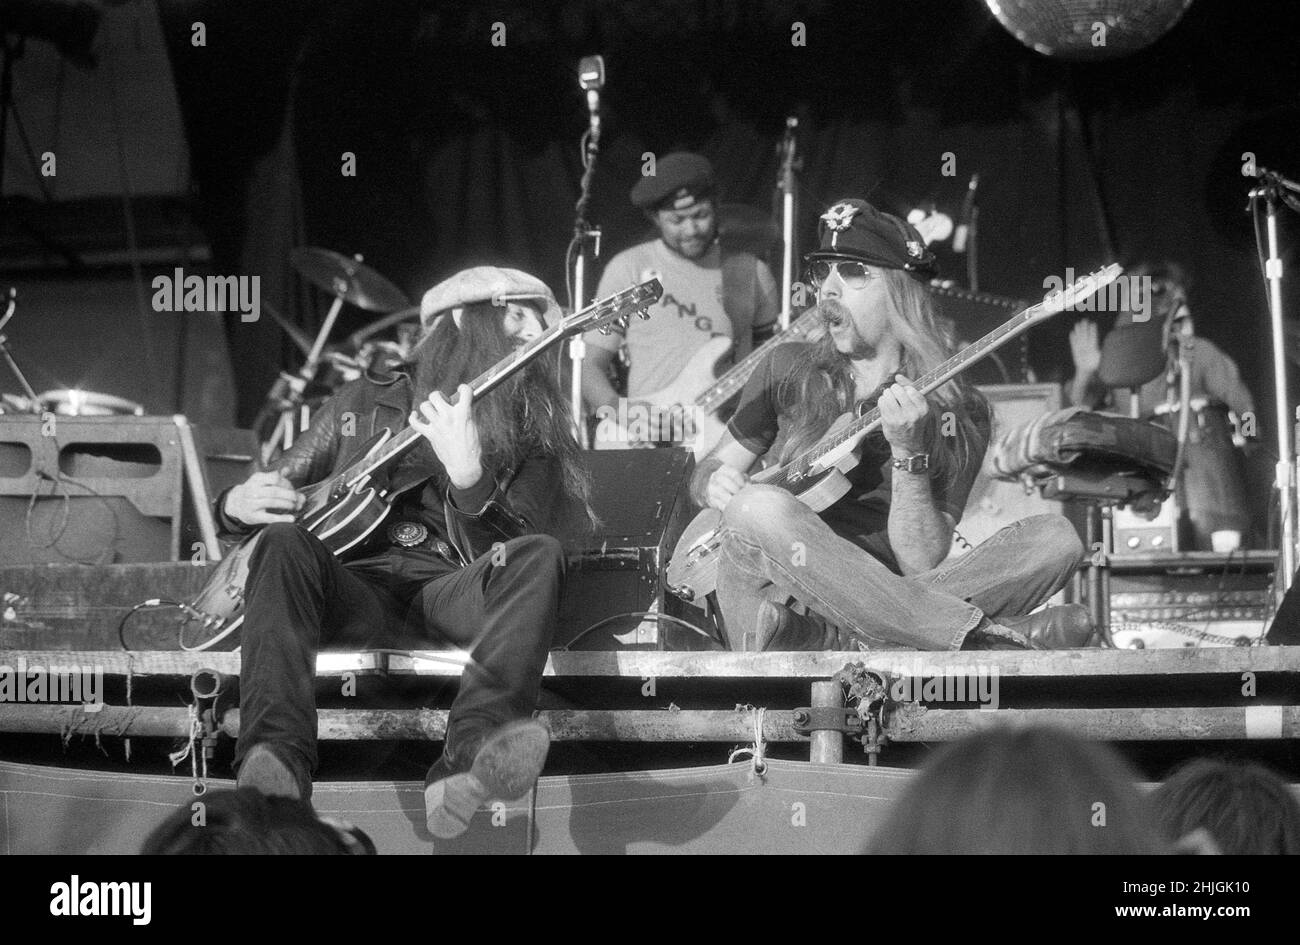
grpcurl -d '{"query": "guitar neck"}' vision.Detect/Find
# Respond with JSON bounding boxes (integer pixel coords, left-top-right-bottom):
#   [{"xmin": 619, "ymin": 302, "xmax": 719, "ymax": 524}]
[
  {"xmin": 695, "ymin": 308, "xmax": 822, "ymax": 413},
  {"xmin": 342, "ymin": 320, "xmax": 568, "ymax": 483},
  {"xmin": 786, "ymin": 303, "xmax": 1042, "ymax": 475}
]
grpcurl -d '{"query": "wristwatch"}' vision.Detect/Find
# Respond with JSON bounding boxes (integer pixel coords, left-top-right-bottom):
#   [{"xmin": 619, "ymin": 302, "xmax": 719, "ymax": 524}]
[{"xmin": 891, "ymin": 453, "xmax": 930, "ymax": 473}]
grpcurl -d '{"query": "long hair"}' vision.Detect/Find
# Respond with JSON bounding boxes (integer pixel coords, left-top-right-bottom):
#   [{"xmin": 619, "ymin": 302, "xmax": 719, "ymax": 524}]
[
  {"xmin": 1152, "ymin": 758, "xmax": 1300, "ymax": 855},
  {"xmin": 775, "ymin": 268, "xmax": 986, "ymax": 495},
  {"xmin": 410, "ymin": 300, "xmax": 595, "ymax": 528},
  {"xmin": 864, "ymin": 726, "xmax": 1169, "ymax": 855}
]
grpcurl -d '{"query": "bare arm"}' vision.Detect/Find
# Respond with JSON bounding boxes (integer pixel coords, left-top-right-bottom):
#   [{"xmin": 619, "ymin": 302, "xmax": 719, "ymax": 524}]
[
  {"xmin": 887, "ymin": 469, "xmax": 956, "ymax": 575},
  {"xmin": 580, "ymin": 344, "xmax": 621, "ymax": 413},
  {"xmin": 690, "ymin": 428, "xmax": 762, "ymax": 511},
  {"xmin": 879, "ymin": 375, "xmax": 954, "ymax": 574}
]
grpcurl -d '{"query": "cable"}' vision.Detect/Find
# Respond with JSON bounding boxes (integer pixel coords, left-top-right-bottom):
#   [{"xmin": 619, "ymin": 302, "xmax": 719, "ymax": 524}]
[
  {"xmin": 558, "ymin": 611, "xmax": 718, "ymax": 650},
  {"xmin": 25, "ymin": 467, "xmax": 123, "ymax": 565},
  {"xmin": 116, "ymin": 598, "xmax": 187, "ymax": 652}
]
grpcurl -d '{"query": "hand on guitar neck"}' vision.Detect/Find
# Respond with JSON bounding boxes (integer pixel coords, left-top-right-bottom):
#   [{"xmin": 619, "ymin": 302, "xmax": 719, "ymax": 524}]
[{"xmin": 408, "ymin": 383, "xmax": 485, "ymax": 491}]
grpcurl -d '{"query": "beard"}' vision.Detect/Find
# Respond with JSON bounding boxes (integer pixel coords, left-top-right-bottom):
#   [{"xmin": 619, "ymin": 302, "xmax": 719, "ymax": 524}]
[{"xmin": 818, "ymin": 299, "xmax": 878, "ymax": 359}]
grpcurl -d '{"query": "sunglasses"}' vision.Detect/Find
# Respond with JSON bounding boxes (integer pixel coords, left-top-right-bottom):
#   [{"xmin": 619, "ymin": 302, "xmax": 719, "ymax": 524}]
[{"xmin": 807, "ymin": 259, "xmax": 878, "ymax": 290}]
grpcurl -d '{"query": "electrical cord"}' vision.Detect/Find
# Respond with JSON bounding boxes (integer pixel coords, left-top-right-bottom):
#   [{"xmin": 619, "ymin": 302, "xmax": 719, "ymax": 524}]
[
  {"xmin": 116, "ymin": 598, "xmax": 187, "ymax": 652},
  {"xmin": 26, "ymin": 467, "xmax": 123, "ymax": 565},
  {"xmin": 557, "ymin": 611, "xmax": 719, "ymax": 651}
]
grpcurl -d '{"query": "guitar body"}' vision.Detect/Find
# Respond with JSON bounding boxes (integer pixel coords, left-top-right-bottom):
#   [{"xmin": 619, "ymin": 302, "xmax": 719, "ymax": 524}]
[
  {"xmin": 593, "ymin": 336, "xmax": 732, "ymax": 450},
  {"xmin": 666, "ymin": 463, "xmax": 854, "ymax": 607},
  {"xmin": 639, "ymin": 335, "xmax": 733, "ymax": 410}
]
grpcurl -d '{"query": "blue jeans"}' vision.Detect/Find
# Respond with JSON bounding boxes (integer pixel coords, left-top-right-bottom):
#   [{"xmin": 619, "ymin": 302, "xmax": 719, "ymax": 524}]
[{"xmin": 715, "ymin": 484, "xmax": 1084, "ymax": 650}]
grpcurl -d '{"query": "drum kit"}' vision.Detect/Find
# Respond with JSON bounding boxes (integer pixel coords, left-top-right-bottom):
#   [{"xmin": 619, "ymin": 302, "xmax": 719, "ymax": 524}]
[
  {"xmin": 248, "ymin": 248, "xmax": 417, "ymax": 465},
  {"xmin": 0, "ymin": 253, "xmax": 420, "ymax": 463},
  {"xmin": 2, "ymin": 288, "xmax": 149, "ymax": 418}
]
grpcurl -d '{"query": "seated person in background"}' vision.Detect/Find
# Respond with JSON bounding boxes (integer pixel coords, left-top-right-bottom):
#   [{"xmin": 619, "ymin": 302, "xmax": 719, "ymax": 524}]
[
  {"xmin": 582, "ymin": 152, "xmax": 779, "ymax": 446},
  {"xmin": 1068, "ymin": 262, "xmax": 1255, "ymax": 549},
  {"xmin": 1152, "ymin": 758, "xmax": 1300, "ymax": 855},
  {"xmin": 864, "ymin": 725, "xmax": 1170, "ymax": 854}
]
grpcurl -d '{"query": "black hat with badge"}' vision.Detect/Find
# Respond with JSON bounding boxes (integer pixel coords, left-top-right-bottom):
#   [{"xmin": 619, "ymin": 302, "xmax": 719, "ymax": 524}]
[
  {"xmin": 806, "ymin": 198, "xmax": 937, "ymax": 279},
  {"xmin": 630, "ymin": 152, "xmax": 717, "ymax": 212}
]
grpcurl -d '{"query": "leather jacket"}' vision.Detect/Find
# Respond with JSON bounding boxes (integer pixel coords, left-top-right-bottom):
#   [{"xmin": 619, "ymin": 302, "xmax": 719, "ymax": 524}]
[{"xmin": 215, "ymin": 369, "xmax": 565, "ymax": 564}]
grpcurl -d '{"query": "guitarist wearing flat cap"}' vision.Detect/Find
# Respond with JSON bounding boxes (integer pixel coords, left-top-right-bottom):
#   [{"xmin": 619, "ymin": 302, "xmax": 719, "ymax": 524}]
[
  {"xmin": 214, "ymin": 266, "xmax": 593, "ymax": 839},
  {"xmin": 690, "ymin": 199, "xmax": 1093, "ymax": 652}
]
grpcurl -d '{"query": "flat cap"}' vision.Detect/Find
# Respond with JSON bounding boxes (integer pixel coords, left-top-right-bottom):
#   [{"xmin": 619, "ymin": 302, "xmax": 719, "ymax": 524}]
[{"xmin": 418, "ymin": 266, "xmax": 561, "ymax": 335}]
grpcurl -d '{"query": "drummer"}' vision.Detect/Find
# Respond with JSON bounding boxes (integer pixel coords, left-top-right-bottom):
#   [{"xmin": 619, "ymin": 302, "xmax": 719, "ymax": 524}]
[{"xmin": 1067, "ymin": 261, "xmax": 1255, "ymax": 549}]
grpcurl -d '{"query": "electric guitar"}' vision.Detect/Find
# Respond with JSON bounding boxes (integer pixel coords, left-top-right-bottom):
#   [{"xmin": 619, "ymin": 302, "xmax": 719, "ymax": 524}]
[
  {"xmin": 185, "ymin": 279, "xmax": 662, "ymax": 650},
  {"xmin": 665, "ymin": 265, "xmax": 1123, "ymax": 607},
  {"xmin": 593, "ymin": 307, "xmax": 824, "ymax": 455}
]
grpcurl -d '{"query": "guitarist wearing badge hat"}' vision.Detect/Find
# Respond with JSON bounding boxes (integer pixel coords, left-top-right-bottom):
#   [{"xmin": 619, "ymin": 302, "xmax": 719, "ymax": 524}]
[
  {"xmin": 213, "ymin": 266, "xmax": 594, "ymax": 839},
  {"xmin": 689, "ymin": 199, "xmax": 1092, "ymax": 652}
]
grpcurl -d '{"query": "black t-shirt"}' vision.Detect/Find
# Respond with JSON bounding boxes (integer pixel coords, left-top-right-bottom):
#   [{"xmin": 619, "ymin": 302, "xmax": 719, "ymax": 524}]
[{"xmin": 725, "ymin": 343, "xmax": 991, "ymax": 574}]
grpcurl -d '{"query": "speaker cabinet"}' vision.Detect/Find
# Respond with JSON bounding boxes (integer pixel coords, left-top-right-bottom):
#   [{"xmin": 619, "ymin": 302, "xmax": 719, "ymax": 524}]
[
  {"xmin": 948, "ymin": 383, "xmax": 1066, "ymax": 557},
  {"xmin": 556, "ymin": 448, "xmax": 708, "ymax": 650},
  {"xmin": 0, "ymin": 416, "xmax": 255, "ymax": 565}
]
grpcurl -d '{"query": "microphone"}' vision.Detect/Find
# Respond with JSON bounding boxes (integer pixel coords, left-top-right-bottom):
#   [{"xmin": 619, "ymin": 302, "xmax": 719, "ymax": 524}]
[
  {"xmin": 952, "ymin": 173, "xmax": 978, "ymax": 253},
  {"xmin": 578, "ymin": 55, "xmax": 605, "ymax": 145}
]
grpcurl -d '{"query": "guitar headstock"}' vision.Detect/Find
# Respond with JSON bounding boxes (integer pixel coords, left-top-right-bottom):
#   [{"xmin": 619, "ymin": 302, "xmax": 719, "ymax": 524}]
[
  {"xmin": 1036, "ymin": 263, "xmax": 1124, "ymax": 318},
  {"xmin": 564, "ymin": 278, "xmax": 663, "ymax": 337}
]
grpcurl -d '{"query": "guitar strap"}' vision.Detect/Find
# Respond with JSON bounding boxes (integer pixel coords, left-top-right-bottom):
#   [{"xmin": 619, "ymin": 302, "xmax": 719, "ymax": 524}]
[{"xmin": 721, "ymin": 248, "xmax": 758, "ymax": 362}]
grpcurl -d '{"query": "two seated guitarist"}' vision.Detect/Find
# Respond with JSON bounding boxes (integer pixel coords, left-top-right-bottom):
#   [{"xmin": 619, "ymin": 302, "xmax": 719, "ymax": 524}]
[
  {"xmin": 582, "ymin": 151, "xmax": 780, "ymax": 446},
  {"xmin": 214, "ymin": 267, "xmax": 593, "ymax": 838},
  {"xmin": 690, "ymin": 198, "xmax": 1094, "ymax": 651}
]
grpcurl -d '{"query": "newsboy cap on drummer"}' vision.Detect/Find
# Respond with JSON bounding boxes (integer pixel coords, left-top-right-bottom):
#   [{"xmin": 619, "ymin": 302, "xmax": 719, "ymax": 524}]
[
  {"xmin": 630, "ymin": 151, "xmax": 717, "ymax": 211},
  {"xmin": 806, "ymin": 197, "xmax": 938, "ymax": 280},
  {"xmin": 418, "ymin": 266, "xmax": 561, "ymax": 336}
]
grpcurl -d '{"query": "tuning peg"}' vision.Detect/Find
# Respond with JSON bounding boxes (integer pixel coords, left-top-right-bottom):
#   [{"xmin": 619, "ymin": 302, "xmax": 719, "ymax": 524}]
[{"xmin": 635, "ymin": 307, "xmax": 651, "ymax": 320}]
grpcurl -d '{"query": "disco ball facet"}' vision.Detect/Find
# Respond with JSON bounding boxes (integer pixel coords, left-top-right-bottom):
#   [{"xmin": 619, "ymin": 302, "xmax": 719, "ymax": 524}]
[{"xmin": 984, "ymin": 0, "xmax": 1196, "ymax": 60}]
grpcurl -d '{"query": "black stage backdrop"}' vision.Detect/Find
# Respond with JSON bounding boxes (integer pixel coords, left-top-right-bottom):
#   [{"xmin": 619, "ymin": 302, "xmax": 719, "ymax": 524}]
[{"xmin": 155, "ymin": 0, "xmax": 1300, "ymax": 435}]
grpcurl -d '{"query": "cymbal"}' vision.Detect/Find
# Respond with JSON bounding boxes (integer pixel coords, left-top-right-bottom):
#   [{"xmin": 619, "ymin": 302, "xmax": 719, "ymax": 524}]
[
  {"xmin": 347, "ymin": 304, "xmax": 421, "ymax": 347},
  {"xmin": 289, "ymin": 247, "xmax": 410, "ymax": 313},
  {"xmin": 261, "ymin": 299, "xmax": 314, "ymax": 356}
]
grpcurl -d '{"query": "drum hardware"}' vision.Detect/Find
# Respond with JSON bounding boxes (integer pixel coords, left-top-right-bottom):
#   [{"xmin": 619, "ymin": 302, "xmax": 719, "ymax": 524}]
[
  {"xmin": 0, "ymin": 287, "xmax": 43, "ymax": 415},
  {"xmin": 257, "ymin": 249, "xmax": 411, "ymax": 466}
]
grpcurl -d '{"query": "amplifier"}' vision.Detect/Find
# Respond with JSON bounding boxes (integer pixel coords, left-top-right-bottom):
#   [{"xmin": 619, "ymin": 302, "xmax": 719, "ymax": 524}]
[
  {"xmin": 949, "ymin": 383, "xmax": 1065, "ymax": 557},
  {"xmin": 555, "ymin": 448, "xmax": 714, "ymax": 650},
  {"xmin": 0, "ymin": 416, "xmax": 255, "ymax": 565},
  {"xmin": 1108, "ymin": 556, "xmax": 1274, "ymax": 648}
]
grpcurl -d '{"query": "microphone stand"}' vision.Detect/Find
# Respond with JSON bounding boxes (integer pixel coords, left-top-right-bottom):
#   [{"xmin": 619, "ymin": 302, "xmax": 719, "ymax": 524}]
[
  {"xmin": 568, "ymin": 115, "xmax": 601, "ymax": 449},
  {"xmin": 0, "ymin": 288, "xmax": 43, "ymax": 412},
  {"xmin": 1250, "ymin": 167, "xmax": 1300, "ymax": 590},
  {"xmin": 776, "ymin": 116, "xmax": 800, "ymax": 331}
]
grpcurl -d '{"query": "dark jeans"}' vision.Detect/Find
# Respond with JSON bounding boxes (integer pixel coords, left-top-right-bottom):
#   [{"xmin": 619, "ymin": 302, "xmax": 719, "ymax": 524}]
[{"xmin": 233, "ymin": 523, "xmax": 564, "ymax": 784}]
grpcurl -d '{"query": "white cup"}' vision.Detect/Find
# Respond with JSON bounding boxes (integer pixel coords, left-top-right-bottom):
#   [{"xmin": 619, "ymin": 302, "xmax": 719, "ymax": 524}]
[{"xmin": 1211, "ymin": 530, "xmax": 1242, "ymax": 553}]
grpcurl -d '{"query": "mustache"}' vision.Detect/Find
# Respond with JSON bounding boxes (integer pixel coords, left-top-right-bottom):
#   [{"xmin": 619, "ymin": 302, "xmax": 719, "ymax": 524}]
[{"xmin": 818, "ymin": 300, "xmax": 851, "ymax": 325}]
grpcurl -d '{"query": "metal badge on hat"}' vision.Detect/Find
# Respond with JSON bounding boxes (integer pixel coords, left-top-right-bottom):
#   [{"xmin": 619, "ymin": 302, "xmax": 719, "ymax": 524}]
[
  {"xmin": 906, "ymin": 240, "xmax": 923, "ymax": 258},
  {"xmin": 820, "ymin": 202, "xmax": 862, "ymax": 251}
]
